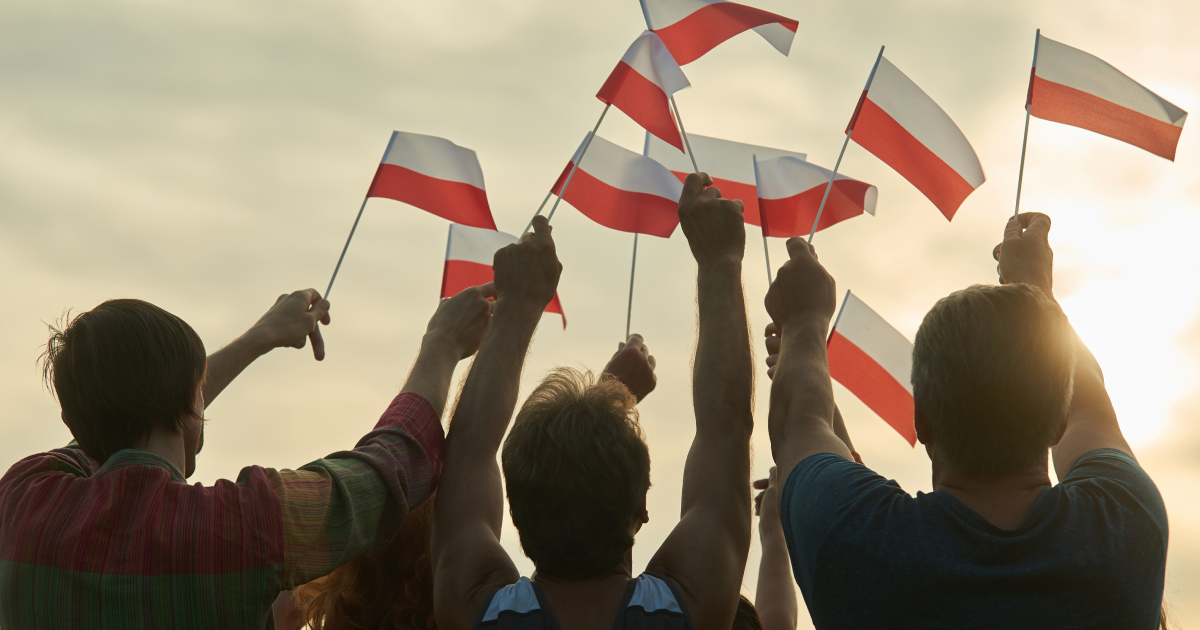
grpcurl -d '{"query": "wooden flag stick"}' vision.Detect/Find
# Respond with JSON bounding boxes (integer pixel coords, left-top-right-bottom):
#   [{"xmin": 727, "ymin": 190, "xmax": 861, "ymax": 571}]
[
  {"xmin": 809, "ymin": 46, "xmax": 885, "ymax": 244},
  {"xmin": 625, "ymin": 233, "xmax": 639, "ymax": 339},
  {"xmin": 325, "ymin": 132, "xmax": 398, "ymax": 299},
  {"xmin": 1014, "ymin": 29, "xmax": 1041, "ymax": 220},
  {"xmin": 753, "ymin": 155, "xmax": 773, "ymax": 284},
  {"xmin": 533, "ymin": 104, "xmax": 611, "ymax": 232}
]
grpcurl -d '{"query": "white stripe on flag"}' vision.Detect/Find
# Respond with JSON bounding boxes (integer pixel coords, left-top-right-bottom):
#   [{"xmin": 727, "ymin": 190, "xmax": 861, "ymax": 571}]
[
  {"xmin": 644, "ymin": 132, "xmax": 806, "ymax": 183},
  {"xmin": 571, "ymin": 133, "xmax": 683, "ymax": 199},
  {"xmin": 381, "ymin": 131, "xmax": 487, "ymax": 190},
  {"xmin": 622, "ymin": 31, "xmax": 691, "ymax": 95},
  {"xmin": 447, "ymin": 224, "xmax": 517, "ymax": 266},
  {"xmin": 834, "ymin": 292, "xmax": 913, "ymax": 393}
]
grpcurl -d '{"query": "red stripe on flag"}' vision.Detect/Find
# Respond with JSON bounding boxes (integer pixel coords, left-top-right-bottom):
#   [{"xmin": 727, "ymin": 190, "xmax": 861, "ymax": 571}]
[
  {"xmin": 758, "ymin": 179, "xmax": 870, "ymax": 237},
  {"xmin": 368, "ymin": 164, "xmax": 498, "ymax": 230},
  {"xmin": 442, "ymin": 260, "xmax": 566, "ymax": 328},
  {"xmin": 828, "ymin": 330, "xmax": 916, "ymax": 446},
  {"xmin": 853, "ymin": 98, "xmax": 976, "ymax": 221},
  {"xmin": 1030, "ymin": 74, "xmax": 1183, "ymax": 161},
  {"xmin": 552, "ymin": 165, "xmax": 681, "ymax": 238},
  {"xmin": 668, "ymin": 172, "xmax": 764, "ymax": 227},
  {"xmin": 652, "ymin": 3, "xmax": 798, "ymax": 65},
  {"xmin": 596, "ymin": 62, "xmax": 684, "ymax": 151}
]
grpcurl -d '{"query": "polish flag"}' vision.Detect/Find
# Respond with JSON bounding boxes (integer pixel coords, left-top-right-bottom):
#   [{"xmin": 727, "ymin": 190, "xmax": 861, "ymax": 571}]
[
  {"xmin": 848, "ymin": 55, "xmax": 986, "ymax": 221},
  {"xmin": 366, "ymin": 131, "xmax": 497, "ymax": 230},
  {"xmin": 597, "ymin": 31, "xmax": 691, "ymax": 152},
  {"xmin": 644, "ymin": 132, "xmax": 806, "ymax": 228},
  {"xmin": 827, "ymin": 292, "xmax": 915, "ymax": 446},
  {"xmin": 551, "ymin": 133, "xmax": 683, "ymax": 238},
  {"xmin": 441, "ymin": 224, "xmax": 566, "ymax": 328},
  {"xmin": 1029, "ymin": 33, "xmax": 1187, "ymax": 161},
  {"xmin": 753, "ymin": 156, "xmax": 876, "ymax": 237},
  {"xmin": 640, "ymin": 0, "xmax": 799, "ymax": 65}
]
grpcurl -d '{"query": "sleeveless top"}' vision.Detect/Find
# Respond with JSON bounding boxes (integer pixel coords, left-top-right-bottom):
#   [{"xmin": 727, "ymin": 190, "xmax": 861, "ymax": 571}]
[{"xmin": 473, "ymin": 572, "xmax": 692, "ymax": 630}]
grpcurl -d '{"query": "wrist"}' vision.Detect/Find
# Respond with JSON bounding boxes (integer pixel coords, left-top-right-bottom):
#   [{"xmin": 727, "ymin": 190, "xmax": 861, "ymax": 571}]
[
  {"xmin": 420, "ymin": 330, "xmax": 464, "ymax": 362},
  {"xmin": 697, "ymin": 255, "xmax": 742, "ymax": 274},
  {"xmin": 238, "ymin": 326, "xmax": 277, "ymax": 357},
  {"xmin": 494, "ymin": 296, "xmax": 546, "ymax": 326}
]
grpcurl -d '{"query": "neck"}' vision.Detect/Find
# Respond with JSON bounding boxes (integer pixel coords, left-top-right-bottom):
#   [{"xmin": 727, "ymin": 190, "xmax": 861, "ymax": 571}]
[
  {"xmin": 931, "ymin": 449, "xmax": 1051, "ymax": 530},
  {"xmin": 133, "ymin": 426, "xmax": 187, "ymax": 477},
  {"xmin": 532, "ymin": 549, "xmax": 634, "ymax": 585}
]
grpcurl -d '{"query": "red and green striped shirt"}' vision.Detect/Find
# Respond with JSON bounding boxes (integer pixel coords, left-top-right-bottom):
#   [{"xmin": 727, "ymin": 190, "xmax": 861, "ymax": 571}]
[{"xmin": 0, "ymin": 392, "xmax": 443, "ymax": 629}]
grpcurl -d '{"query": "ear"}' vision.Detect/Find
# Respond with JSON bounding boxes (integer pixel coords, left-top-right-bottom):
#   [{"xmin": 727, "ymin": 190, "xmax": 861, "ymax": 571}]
[
  {"xmin": 914, "ymin": 400, "xmax": 933, "ymax": 446},
  {"xmin": 634, "ymin": 493, "xmax": 649, "ymax": 533}
]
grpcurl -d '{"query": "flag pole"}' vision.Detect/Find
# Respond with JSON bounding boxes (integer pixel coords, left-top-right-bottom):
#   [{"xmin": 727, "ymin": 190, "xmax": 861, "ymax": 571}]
[
  {"xmin": 532, "ymin": 104, "xmax": 611, "ymax": 233},
  {"xmin": 522, "ymin": 190, "xmax": 556, "ymax": 234},
  {"xmin": 625, "ymin": 233, "xmax": 639, "ymax": 339},
  {"xmin": 325, "ymin": 132, "xmax": 398, "ymax": 298},
  {"xmin": 753, "ymin": 154, "xmax": 772, "ymax": 283},
  {"xmin": 671, "ymin": 95, "xmax": 701, "ymax": 173},
  {"xmin": 1014, "ymin": 29, "xmax": 1041, "ymax": 220},
  {"xmin": 439, "ymin": 224, "xmax": 453, "ymax": 301},
  {"xmin": 827, "ymin": 290, "xmax": 852, "ymax": 342},
  {"xmin": 808, "ymin": 46, "xmax": 885, "ymax": 244}
]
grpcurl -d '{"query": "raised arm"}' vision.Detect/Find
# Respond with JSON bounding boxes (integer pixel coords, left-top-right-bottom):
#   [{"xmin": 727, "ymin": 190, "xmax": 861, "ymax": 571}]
[
  {"xmin": 602, "ymin": 334, "xmax": 658, "ymax": 402},
  {"xmin": 645, "ymin": 173, "xmax": 754, "ymax": 630},
  {"xmin": 994, "ymin": 212, "xmax": 1132, "ymax": 478},
  {"xmin": 764, "ymin": 322, "xmax": 857, "ymax": 458},
  {"xmin": 753, "ymin": 467, "xmax": 799, "ymax": 630},
  {"xmin": 764, "ymin": 239, "xmax": 849, "ymax": 489},
  {"xmin": 432, "ymin": 217, "xmax": 562, "ymax": 630},
  {"xmin": 203, "ymin": 289, "xmax": 330, "ymax": 406}
]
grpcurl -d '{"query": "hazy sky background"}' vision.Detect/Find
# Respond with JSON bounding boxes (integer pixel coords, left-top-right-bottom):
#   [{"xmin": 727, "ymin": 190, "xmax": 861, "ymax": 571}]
[{"xmin": 2, "ymin": 0, "xmax": 1198, "ymax": 626}]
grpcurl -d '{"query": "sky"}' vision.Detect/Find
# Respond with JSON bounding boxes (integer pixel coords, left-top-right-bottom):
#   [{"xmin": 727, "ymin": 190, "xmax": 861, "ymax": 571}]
[{"xmin": 2, "ymin": 0, "xmax": 1198, "ymax": 626}]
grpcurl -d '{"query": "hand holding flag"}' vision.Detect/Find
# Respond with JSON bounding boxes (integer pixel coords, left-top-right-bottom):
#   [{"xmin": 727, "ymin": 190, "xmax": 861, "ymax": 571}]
[
  {"xmin": 764, "ymin": 239, "xmax": 837, "ymax": 330},
  {"xmin": 442, "ymin": 223, "xmax": 566, "ymax": 328},
  {"xmin": 678, "ymin": 172, "xmax": 747, "ymax": 266}
]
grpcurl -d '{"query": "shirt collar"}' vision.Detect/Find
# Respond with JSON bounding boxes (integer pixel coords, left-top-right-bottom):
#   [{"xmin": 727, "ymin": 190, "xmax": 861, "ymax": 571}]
[{"xmin": 96, "ymin": 449, "xmax": 187, "ymax": 482}]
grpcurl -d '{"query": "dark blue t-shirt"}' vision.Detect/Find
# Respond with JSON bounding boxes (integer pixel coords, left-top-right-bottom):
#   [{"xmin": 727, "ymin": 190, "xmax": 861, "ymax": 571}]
[{"xmin": 781, "ymin": 448, "xmax": 1168, "ymax": 629}]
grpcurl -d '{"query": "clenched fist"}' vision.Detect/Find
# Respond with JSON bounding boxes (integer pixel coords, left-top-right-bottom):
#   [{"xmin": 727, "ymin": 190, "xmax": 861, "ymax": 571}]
[
  {"xmin": 678, "ymin": 172, "xmax": 746, "ymax": 267},
  {"xmin": 993, "ymin": 212, "xmax": 1054, "ymax": 296},
  {"xmin": 764, "ymin": 238, "xmax": 837, "ymax": 332},
  {"xmin": 493, "ymin": 215, "xmax": 562, "ymax": 313}
]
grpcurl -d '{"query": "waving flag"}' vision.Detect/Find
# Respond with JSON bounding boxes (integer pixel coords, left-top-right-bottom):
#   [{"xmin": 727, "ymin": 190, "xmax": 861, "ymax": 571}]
[
  {"xmin": 849, "ymin": 56, "xmax": 985, "ymax": 221},
  {"xmin": 598, "ymin": 31, "xmax": 691, "ymax": 152},
  {"xmin": 640, "ymin": 0, "xmax": 798, "ymax": 65},
  {"xmin": 644, "ymin": 132, "xmax": 805, "ymax": 227},
  {"xmin": 827, "ymin": 292, "xmax": 915, "ymax": 446},
  {"xmin": 753, "ymin": 156, "xmax": 876, "ymax": 237},
  {"xmin": 551, "ymin": 133, "xmax": 682, "ymax": 238},
  {"xmin": 442, "ymin": 224, "xmax": 566, "ymax": 328},
  {"xmin": 366, "ymin": 131, "xmax": 497, "ymax": 230},
  {"xmin": 1029, "ymin": 33, "xmax": 1187, "ymax": 161}
]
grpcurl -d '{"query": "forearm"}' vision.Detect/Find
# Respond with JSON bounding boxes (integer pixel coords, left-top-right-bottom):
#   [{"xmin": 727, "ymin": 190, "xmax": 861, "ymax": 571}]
[
  {"xmin": 1052, "ymin": 326, "xmax": 1131, "ymax": 477},
  {"xmin": 768, "ymin": 320, "xmax": 844, "ymax": 472},
  {"xmin": 693, "ymin": 258, "xmax": 754, "ymax": 437},
  {"xmin": 400, "ymin": 333, "xmax": 462, "ymax": 418},
  {"xmin": 755, "ymin": 527, "xmax": 799, "ymax": 630},
  {"xmin": 832, "ymin": 406, "xmax": 855, "ymax": 453},
  {"xmin": 202, "ymin": 328, "xmax": 272, "ymax": 407}
]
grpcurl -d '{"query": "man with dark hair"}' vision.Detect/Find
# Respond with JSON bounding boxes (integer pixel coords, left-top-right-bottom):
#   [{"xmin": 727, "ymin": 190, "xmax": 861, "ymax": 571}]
[
  {"xmin": 764, "ymin": 213, "xmax": 1167, "ymax": 628},
  {"xmin": 0, "ymin": 287, "xmax": 495, "ymax": 628},
  {"xmin": 433, "ymin": 183, "xmax": 756, "ymax": 630}
]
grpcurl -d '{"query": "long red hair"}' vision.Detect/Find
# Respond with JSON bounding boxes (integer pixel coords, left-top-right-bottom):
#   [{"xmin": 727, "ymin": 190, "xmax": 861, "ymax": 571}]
[{"xmin": 292, "ymin": 498, "xmax": 436, "ymax": 630}]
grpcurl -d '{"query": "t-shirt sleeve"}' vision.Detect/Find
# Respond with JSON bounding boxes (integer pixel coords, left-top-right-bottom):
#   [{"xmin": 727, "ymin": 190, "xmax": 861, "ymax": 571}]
[
  {"xmin": 1059, "ymin": 448, "xmax": 1168, "ymax": 551},
  {"xmin": 779, "ymin": 454, "xmax": 906, "ymax": 596},
  {"xmin": 238, "ymin": 392, "xmax": 445, "ymax": 588}
]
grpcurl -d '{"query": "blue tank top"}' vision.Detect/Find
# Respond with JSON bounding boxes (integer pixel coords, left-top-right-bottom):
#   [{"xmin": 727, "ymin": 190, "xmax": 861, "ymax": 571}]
[{"xmin": 473, "ymin": 572, "xmax": 692, "ymax": 630}]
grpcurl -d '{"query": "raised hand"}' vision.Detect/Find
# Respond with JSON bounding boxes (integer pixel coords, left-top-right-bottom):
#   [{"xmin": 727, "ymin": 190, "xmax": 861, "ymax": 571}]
[
  {"xmin": 678, "ymin": 172, "xmax": 746, "ymax": 267},
  {"xmin": 764, "ymin": 238, "xmax": 837, "ymax": 333},
  {"xmin": 603, "ymin": 334, "xmax": 658, "ymax": 402},
  {"xmin": 753, "ymin": 466, "xmax": 781, "ymax": 525},
  {"xmin": 493, "ymin": 216, "xmax": 562, "ymax": 314},
  {"xmin": 249, "ymin": 289, "xmax": 331, "ymax": 361},
  {"xmin": 764, "ymin": 322, "xmax": 781, "ymax": 380},
  {"xmin": 993, "ymin": 212, "xmax": 1054, "ymax": 295},
  {"xmin": 427, "ymin": 283, "xmax": 496, "ymax": 360}
]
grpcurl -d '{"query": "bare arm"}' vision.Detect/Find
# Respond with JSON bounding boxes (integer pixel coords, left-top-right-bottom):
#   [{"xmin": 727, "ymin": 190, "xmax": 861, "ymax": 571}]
[
  {"xmin": 602, "ymin": 334, "xmax": 658, "ymax": 402},
  {"xmin": 765, "ymin": 322, "xmax": 856, "ymax": 457},
  {"xmin": 994, "ymin": 213, "xmax": 1133, "ymax": 478},
  {"xmin": 646, "ymin": 173, "xmax": 754, "ymax": 630},
  {"xmin": 753, "ymin": 467, "xmax": 799, "ymax": 630},
  {"xmin": 432, "ymin": 217, "xmax": 562, "ymax": 630},
  {"xmin": 765, "ymin": 239, "xmax": 850, "ymax": 487},
  {"xmin": 203, "ymin": 289, "xmax": 330, "ymax": 407}
]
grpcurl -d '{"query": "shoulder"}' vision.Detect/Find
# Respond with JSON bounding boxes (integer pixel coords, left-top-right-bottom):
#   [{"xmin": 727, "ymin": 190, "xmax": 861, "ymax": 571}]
[
  {"xmin": 781, "ymin": 453, "xmax": 905, "ymax": 514},
  {"xmin": 476, "ymin": 577, "xmax": 542, "ymax": 628},
  {"xmin": 1057, "ymin": 448, "xmax": 1167, "ymax": 543},
  {"xmin": 630, "ymin": 572, "xmax": 688, "ymax": 617}
]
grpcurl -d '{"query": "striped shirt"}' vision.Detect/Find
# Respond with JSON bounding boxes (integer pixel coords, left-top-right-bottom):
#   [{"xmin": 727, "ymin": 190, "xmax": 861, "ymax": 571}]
[
  {"xmin": 0, "ymin": 392, "xmax": 443, "ymax": 629},
  {"xmin": 475, "ymin": 573, "xmax": 692, "ymax": 630}
]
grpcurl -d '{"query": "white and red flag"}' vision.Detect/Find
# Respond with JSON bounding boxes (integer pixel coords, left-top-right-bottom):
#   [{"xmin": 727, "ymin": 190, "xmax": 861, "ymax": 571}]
[
  {"xmin": 597, "ymin": 31, "xmax": 691, "ymax": 152},
  {"xmin": 827, "ymin": 291, "xmax": 915, "ymax": 446},
  {"xmin": 366, "ymin": 131, "xmax": 497, "ymax": 230},
  {"xmin": 441, "ymin": 224, "xmax": 566, "ymax": 328},
  {"xmin": 1029, "ymin": 33, "xmax": 1187, "ymax": 161},
  {"xmin": 644, "ymin": 132, "xmax": 806, "ymax": 228},
  {"xmin": 640, "ymin": 0, "xmax": 799, "ymax": 65},
  {"xmin": 753, "ymin": 156, "xmax": 876, "ymax": 237},
  {"xmin": 551, "ymin": 133, "xmax": 683, "ymax": 238},
  {"xmin": 848, "ymin": 55, "xmax": 986, "ymax": 221}
]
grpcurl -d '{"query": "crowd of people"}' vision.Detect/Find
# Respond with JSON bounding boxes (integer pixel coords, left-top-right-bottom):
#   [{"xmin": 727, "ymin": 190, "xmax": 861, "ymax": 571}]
[{"xmin": 0, "ymin": 173, "xmax": 1169, "ymax": 629}]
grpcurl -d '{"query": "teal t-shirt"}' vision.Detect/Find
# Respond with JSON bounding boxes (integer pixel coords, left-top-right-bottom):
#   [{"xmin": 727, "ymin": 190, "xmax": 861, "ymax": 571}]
[{"xmin": 781, "ymin": 448, "xmax": 1168, "ymax": 629}]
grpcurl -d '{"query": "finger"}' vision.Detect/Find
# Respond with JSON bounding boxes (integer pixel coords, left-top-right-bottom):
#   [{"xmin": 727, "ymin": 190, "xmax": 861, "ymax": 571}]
[
  {"xmin": 767, "ymin": 365, "xmax": 776, "ymax": 379},
  {"xmin": 618, "ymin": 342, "xmax": 626, "ymax": 351},
  {"xmin": 648, "ymin": 355, "xmax": 656, "ymax": 369},
  {"xmin": 1021, "ymin": 212, "xmax": 1052, "ymax": 242},
  {"xmin": 785, "ymin": 237, "xmax": 814, "ymax": 259},
  {"xmin": 1003, "ymin": 215, "xmax": 1022, "ymax": 243},
  {"xmin": 765, "ymin": 335, "xmax": 781, "ymax": 354},
  {"xmin": 309, "ymin": 324, "xmax": 326, "ymax": 361},
  {"xmin": 765, "ymin": 354, "xmax": 778, "ymax": 368},
  {"xmin": 765, "ymin": 322, "xmax": 780, "ymax": 337},
  {"xmin": 992, "ymin": 243, "xmax": 1003, "ymax": 262},
  {"xmin": 769, "ymin": 466, "xmax": 778, "ymax": 485},
  {"xmin": 639, "ymin": 343, "xmax": 650, "ymax": 358},
  {"xmin": 754, "ymin": 493, "xmax": 763, "ymax": 516},
  {"xmin": 475, "ymin": 282, "xmax": 498, "ymax": 299},
  {"xmin": 300, "ymin": 288, "xmax": 322, "ymax": 306},
  {"xmin": 625, "ymin": 334, "xmax": 645, "ymax": 348},
  {"xmin": 679, "ymin": 172, "xmax": 713, "ymax": 203},
  {"xmin": 310, "ymin": 298, "xmax": 331, "ymax": 326},
  {"xmin": 753, "ymin": 478, "xmax": 769, "ymax": 489},
  {"xmin": 531, "ymin": 215, "xmax": 552, "ymax": 238}
]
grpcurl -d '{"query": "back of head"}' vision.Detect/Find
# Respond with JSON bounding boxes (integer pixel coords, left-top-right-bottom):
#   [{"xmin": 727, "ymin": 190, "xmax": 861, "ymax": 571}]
[
  {"xmin": 501, "ymin": 368, "xmax": 650, "ymax": 578},
  {"xmin": 912, "ymin": 284, "xmax": 1075, "ymax": 476},
  {"xmin": 41, "ymin": 299, "xmax": 207, "ymax": 462},
  {"xmin": 731, "ymin": 595, "xmax": 763, "ymax": 630}
]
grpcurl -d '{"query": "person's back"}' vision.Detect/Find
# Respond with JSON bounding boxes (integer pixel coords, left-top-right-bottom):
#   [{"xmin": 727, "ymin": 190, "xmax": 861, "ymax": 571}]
[{"xmin": 763, "ymin": 213, "xmax": 1167, "ymax": 628}]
